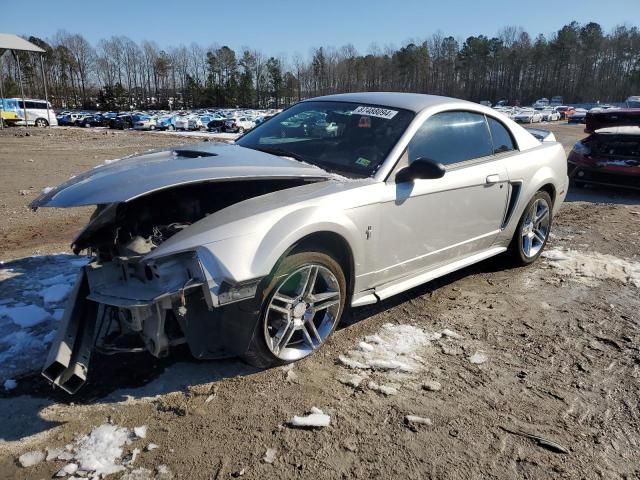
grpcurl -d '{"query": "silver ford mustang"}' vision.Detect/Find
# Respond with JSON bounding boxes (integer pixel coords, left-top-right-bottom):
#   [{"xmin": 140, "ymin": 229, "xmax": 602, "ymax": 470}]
[{"xmin": 33, "ymin": 92, "xmax": 568, "ymax": 393}]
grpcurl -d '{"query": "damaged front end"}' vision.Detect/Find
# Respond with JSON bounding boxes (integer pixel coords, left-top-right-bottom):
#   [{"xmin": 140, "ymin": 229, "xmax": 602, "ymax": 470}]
[
  {"xmin": 43, "ymin": 249, "xmax": 262, "ymax": 394},
  {"xmin": 36, "ymin": 144, "xmax": 331, "ymax": 393}
]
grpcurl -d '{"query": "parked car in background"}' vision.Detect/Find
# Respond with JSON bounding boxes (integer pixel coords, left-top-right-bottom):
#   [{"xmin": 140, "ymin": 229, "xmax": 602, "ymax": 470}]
[
  {"xmin": 568, "ymin": 108, "xmax": 640, "ymax": 190},
  {"xmin": 33, "ymin": 92, "xmax": 568, "ymax": 393},
  {"xmin": 224, "ymin": 116, "xmax": 255, "ymax": 133},
  {"xmin": 133, "ymin": 115, "xmax": 157, "ymax": 131},
  {"xmin": 541, "ymin": 108, "xmax": 561, "ymax": 122},
  {"xmin": 2, "ymin": 97, "xmax": 58, "ymax": 127},
  {"xmin": 207, "ymin": 115, "xmax": 227, "ymax": 132},
  {"xmin": 626, "ymin": 96, "xmax": 640, "ymax": 108},
  {"xmin": 514, "ymin": 109, "xmax": 543, "ymax": 123},
  {"xmin": 555, "ymin": 106, "xmax": 575, "ymax": 120},
  {"xmin": 174, "ymin": 114, "xmax": 190, "ymax": 131},
  {"xmin": 109, "ymin": 114, "xmax": 135, "ymax": 129},
  {"xmin": 533, "ymin": 98, "xmax": 550, "ymax": 109},
  {"xmin": 156, "ymin": 114, "xmax": 177, "ymax": 131},
  {"xmin": 76, "ymin": 115, "xmax": 106, "ymax": 128},
  {"xmin": 568, "ymin": 108, "xmax": 588, "ymax": 124},
  {"xmin": 550, "ymin": 96, "xmax": 564, "ymax": 106}
]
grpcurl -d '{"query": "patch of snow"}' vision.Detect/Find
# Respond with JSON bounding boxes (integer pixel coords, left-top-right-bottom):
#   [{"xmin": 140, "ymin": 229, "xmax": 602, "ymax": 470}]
[
  {"xmin": 3, "ymin": 378, "xmax": 17, "ymax": 390},
  {"xmin": 290, "ymin": 407, "xmax": 331, "ymax": 428},
  {"xmin": 338, "ymin": 373, "xmax": 366, "ymax": 388},
  {"xmin": 441, "ymin": 328, "xmax": 463, "ymax": 339},
  {"xmin": 74, "ymin": 424, "xmax": 131, "ymax": 476},
  {"xmin": 263, "ymin": 447, "xmax": 277, "ymax": 464},
  {"xmin": 46, "ymin": 447, "xmax": 64, "ymax": 461},
  {"xmin": 423, "ymin": 380, "xmax": 442, "ymax": 392},
  {"xmin": 0, "ymin": 254, "xmax": 88, "ymax": 383},
  {"xmin": 145, "ymin": 443, "xmax": 159, "ymax": 451},
  {"xmin": 56, "ymin": 463, "xmax": 78, "ymax": 476},
  {"xmin": 133, "ymin": 426, "xmax": 147, "ymax": 439},
  {"xmin": 338, "ymin": 323, "xmax": 433, "ymax": 373},
  {"xmin": 469, "ymin": 352, "xmax": 488, "ymax": 364},
  {"xmin": 121, "ymin": 467, "xmax": 154, "ymax": 480},
  {"xmin": 40, "ymin": 283, "xmax": 73, "ymax": 304},
  {"xmin": 0, "ymin": 304, "xmax": 50, "ymax": 327},
  {"xmin": 543, "ymin": 248, "xmax": 640, "ymax": 287},
  {"xmin": 18, "ymin": 450, "xmax": 45, "ymax": 467},
  {"xmin": 405, "ymin": 415, "xmax": 432, "ymax": 426},
  {"xmin": 367, "ymin": 381, "xmax": 399, "ymax": 396}
]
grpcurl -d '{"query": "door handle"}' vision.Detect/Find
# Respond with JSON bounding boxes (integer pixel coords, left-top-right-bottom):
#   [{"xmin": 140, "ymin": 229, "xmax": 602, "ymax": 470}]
[{"xmin": 486, "ymin": 174, "xmax": 500, "ymax": 184}]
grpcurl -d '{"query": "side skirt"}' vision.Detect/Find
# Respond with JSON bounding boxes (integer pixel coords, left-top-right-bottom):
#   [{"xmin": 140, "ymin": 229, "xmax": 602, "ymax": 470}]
[{"xmin": 351, "ymin": 246, "xmax": 507, "ymax": 307}]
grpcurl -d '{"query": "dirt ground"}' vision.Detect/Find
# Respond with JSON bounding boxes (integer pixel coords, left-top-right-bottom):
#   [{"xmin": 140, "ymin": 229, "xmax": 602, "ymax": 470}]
[{"xmin": 0, "ymin": 124, "xmax": 639, "ymax": 479}]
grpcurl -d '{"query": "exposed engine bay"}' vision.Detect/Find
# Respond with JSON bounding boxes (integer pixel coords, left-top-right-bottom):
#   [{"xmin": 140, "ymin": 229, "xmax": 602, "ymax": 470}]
[{"xmin": 74, "ymin": 179, "xmax": 314, "ymax": 256}]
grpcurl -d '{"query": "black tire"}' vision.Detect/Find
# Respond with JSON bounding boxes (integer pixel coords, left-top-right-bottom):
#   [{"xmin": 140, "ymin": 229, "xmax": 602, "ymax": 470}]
[
  {"xmin": 508, "ymin": 190, "xmax": 553, "ymax": 266},
  {"xmin": 35, "ymin": 118, "xmax": 48, "ymax": 128},
  {"xmin": 243, "ymin": 250, "xmax": 347, "ymax": 369}
]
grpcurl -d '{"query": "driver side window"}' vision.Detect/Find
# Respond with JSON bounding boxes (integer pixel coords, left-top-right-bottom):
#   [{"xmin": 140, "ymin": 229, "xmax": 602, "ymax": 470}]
[{"xmin": 408, "ymin": 111, "xmax": 493, "ymax": 166}]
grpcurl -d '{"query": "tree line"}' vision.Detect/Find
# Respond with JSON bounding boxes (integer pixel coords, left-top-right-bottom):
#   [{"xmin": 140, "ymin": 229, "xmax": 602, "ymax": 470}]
[{"xmin": 1, "ymin": 21, "xmax": 639, "ymax": 110}]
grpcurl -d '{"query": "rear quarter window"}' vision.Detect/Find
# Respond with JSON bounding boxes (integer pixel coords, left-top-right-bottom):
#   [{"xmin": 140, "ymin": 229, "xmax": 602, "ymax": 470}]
[{"xmin": 486, "ymin": 116, "xmax": 517, "ymax": 153}]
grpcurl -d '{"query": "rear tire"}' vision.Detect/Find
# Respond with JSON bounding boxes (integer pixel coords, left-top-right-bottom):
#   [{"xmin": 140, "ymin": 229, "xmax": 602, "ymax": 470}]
[
  {"xmin": 243, "ymin": 250, "xmax": 346, "ymax": 369},
  {"xmin": 35, "ymin": 118, "xmax": 48, "ymax": 128},
  {"xmin": 508, "ymin": 191, "xmax": 553, "ymax": 266}
]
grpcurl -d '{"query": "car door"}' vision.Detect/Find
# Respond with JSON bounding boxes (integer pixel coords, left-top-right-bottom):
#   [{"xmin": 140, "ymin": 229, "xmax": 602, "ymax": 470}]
[{"xmin": 373, "ymin": 110, "xmax": 510, "ymax": 286}]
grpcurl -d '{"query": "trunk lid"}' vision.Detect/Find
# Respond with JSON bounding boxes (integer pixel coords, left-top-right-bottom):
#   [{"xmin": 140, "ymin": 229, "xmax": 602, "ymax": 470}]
[{"xmin": 585, "ymin": 108, "xmax": 640, "ymax": 133}]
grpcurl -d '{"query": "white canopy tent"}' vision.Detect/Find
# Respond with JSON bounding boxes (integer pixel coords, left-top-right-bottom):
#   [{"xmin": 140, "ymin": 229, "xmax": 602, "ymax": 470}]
[{"xmin": 0, "ymin": 33, "xmax": 49, "ymax": 128}]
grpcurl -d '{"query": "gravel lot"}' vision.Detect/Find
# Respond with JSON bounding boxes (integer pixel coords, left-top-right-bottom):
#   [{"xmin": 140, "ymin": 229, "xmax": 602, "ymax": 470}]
[{"xmin": 0, "ymin": 124, "xmax": 639, "ymax": 479}]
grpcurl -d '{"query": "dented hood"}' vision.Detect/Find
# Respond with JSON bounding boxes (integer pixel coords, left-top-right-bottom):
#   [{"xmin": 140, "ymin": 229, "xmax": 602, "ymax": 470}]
[
  {"xmin": 31, "ymin": 143, "xmax": 331, "ymax": 209},
  {"xmin": 585, "ymin": 108, "xmax": 640, "ymax": 133}
]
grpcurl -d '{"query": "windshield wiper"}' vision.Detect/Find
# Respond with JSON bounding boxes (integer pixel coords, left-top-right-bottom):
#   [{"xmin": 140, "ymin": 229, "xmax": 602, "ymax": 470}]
[{"xmin": 254, "ymin": 146, "xmax": 307, "ymax": 163}]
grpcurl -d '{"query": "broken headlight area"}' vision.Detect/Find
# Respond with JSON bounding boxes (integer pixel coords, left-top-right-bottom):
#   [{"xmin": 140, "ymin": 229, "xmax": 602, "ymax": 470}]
[{"xmin": 42, "ymin": 251, "xmax": 263, "ymax": 394}]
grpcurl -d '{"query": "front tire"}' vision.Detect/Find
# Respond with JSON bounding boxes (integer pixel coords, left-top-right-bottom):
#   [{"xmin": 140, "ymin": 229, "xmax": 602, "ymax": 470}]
[
  {"xmin": 508, "ymin": 191, "xmax": 552, "ymax": 265},
  {"xmin": 243, "ymin": 251, "xmax": 346, "ymax": 369}
]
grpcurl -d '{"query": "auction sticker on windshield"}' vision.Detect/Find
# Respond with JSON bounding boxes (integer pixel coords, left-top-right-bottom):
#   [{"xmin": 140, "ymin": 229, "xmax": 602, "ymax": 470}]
[{"xmin": 352, "ymin": 106, "xmax": 398, "ymax": 119}]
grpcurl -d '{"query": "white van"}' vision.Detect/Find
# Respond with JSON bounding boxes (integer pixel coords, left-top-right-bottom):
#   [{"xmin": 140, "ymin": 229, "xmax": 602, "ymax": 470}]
[{"xmin": 2, "ymin": 98, "xmax": 58, "ymax": 127}]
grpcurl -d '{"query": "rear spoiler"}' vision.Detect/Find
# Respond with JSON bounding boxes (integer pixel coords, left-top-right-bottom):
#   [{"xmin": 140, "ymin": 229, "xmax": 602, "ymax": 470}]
[{"xmin": 525, "ymin": 128, "xmax": 556, "ymax": 142}]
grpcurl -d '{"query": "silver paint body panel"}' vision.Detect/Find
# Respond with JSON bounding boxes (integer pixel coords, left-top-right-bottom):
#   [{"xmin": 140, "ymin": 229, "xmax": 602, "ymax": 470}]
[{"xmin": 35, "ymin": 93, "xmax": 568, "ymax": 306}]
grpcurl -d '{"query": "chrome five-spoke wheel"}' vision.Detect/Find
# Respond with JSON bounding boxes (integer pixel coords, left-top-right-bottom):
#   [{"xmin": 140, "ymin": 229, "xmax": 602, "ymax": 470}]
[
  {"xmin": 521, "ymin": 197, "xmax": 551, "ymax": 258},
  {"xmin": 509, "ymin": 190, "xmax": 553, "ymax": 265},
  {"xmin": 264, "ymin": 263, "xmax": 341, "ymax": 361}
]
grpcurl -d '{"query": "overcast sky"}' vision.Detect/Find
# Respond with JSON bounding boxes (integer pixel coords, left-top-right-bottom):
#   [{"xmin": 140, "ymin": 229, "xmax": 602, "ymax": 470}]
[{"xmin": 4, "ymin": 0, "xmax": 639, "ymax": 58}]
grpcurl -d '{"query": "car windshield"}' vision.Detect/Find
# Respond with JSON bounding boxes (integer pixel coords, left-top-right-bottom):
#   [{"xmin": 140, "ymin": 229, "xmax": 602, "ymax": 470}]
[{"xmin": 236, "ymin": 101, "xmax": 414, "ymax": 178}]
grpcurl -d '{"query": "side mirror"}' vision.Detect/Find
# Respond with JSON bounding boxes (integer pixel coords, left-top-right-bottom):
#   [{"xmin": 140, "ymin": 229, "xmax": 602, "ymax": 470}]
[{"xmin": 396, "ymin": 158, "xmax": 446, "ymax": 183}]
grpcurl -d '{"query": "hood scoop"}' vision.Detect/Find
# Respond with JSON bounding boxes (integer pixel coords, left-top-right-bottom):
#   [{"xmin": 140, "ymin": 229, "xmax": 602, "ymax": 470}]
[{"xmin": 173, "ymin": 150, "xmax": 218, "ymax": 158}]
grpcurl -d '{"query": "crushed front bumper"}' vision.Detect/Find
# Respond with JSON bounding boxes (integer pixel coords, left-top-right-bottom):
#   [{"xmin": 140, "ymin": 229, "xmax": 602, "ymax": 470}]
[{"xmin": 42, "ymin": 251, "xmax": 264, "ymax": 394}]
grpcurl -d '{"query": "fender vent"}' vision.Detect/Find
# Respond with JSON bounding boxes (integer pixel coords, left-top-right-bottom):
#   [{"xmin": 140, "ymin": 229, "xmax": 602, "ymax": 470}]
[{"xmin": 502, "ymin": 182, "xmax": 522, "ymax": 228}]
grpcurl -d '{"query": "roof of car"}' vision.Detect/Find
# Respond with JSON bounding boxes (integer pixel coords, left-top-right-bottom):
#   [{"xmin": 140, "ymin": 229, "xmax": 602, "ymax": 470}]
[{"xmin": 306, "ymin": 92, "xmax": 476, "ymax": 113}]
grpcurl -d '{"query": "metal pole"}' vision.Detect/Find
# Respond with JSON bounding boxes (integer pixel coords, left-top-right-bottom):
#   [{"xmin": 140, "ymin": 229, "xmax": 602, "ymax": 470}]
[
  {"xmin": 14, "ymin": 51, "xmax": 28, "ymax": 129},
  {"xmin": 0, "ymin": 52, "xmax": 5, "ymax": 130},
  {"xmin": 39, "ymin": 54, "xmax": 51, "ymax": 127}
]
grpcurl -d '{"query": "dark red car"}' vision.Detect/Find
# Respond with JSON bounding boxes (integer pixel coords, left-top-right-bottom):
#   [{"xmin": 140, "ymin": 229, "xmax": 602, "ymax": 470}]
[{"xmin": 567, "ymin": 109, "xmax": 640, "ymax": 190}]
